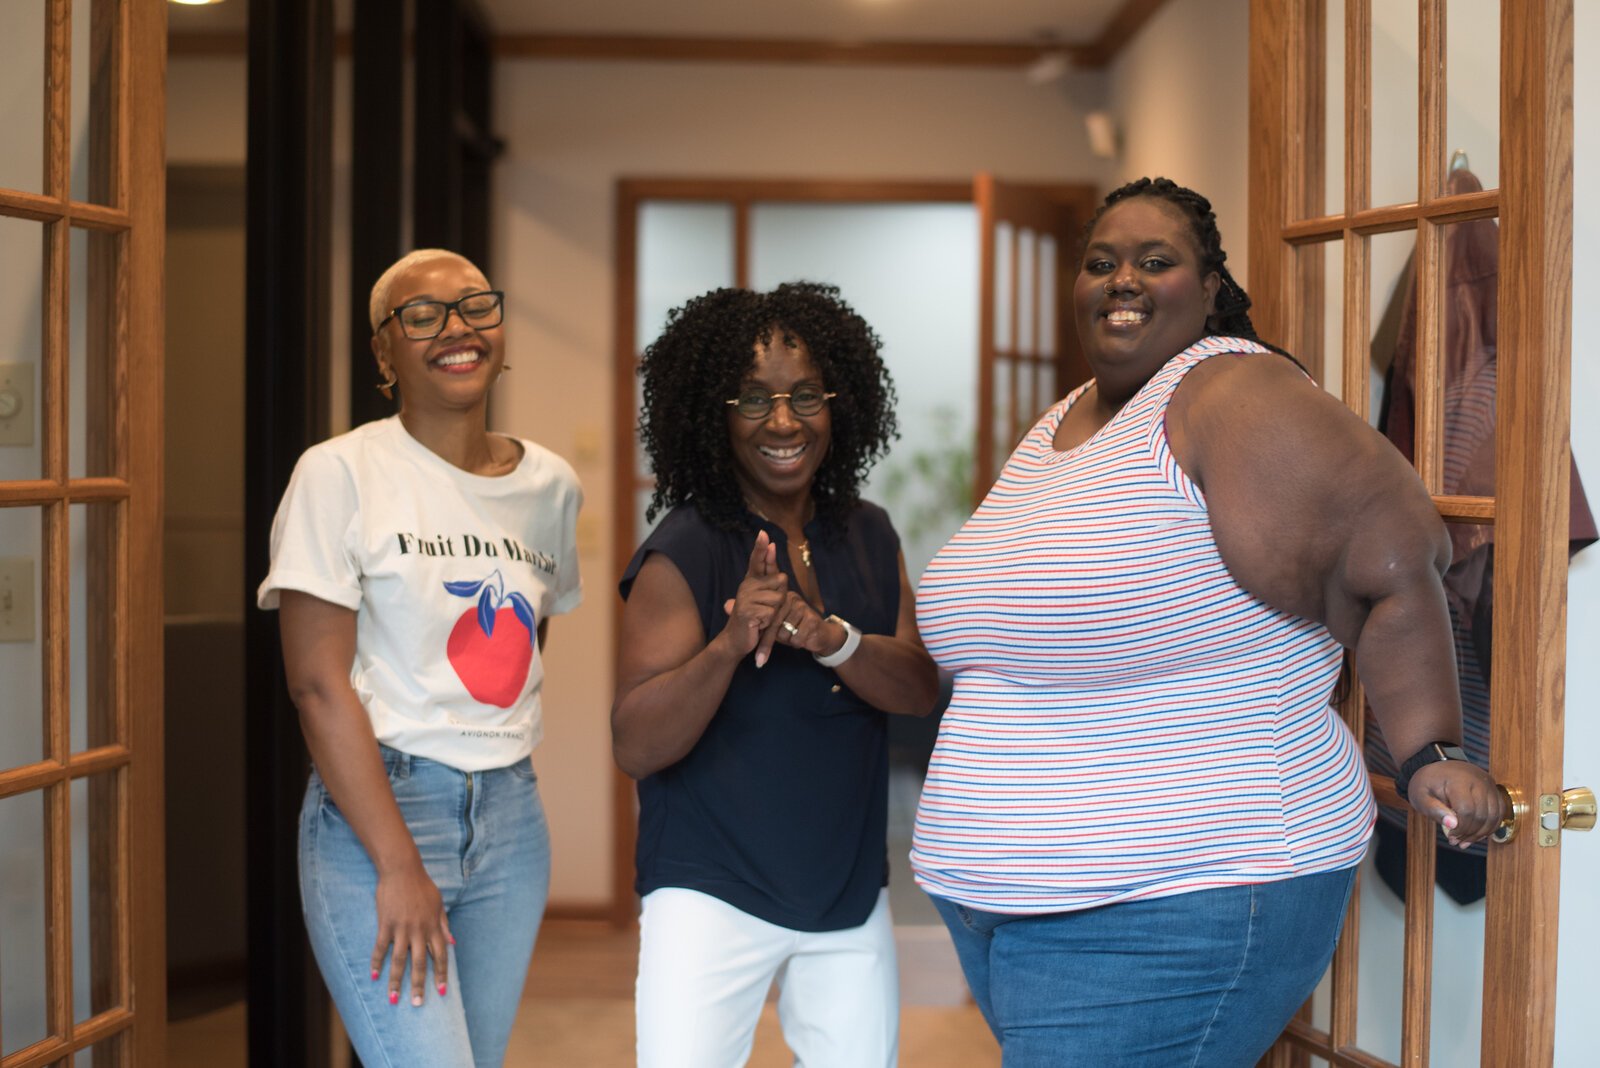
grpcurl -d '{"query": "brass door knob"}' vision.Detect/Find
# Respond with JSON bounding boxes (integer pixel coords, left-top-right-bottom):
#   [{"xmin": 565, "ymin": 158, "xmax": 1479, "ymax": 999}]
[
  {"xmin": 1490, "ymin": 785, "xmax": 1593, "ymax": 845},
  {"xmin": 1562, "ymin": 786, "xmax": 1597, "ymax": 831}
]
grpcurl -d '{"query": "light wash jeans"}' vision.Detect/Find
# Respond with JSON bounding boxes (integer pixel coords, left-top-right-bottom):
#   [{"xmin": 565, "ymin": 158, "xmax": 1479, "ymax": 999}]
[
  {"xmin": 932, "ymin": 866, "xmax": 1358, "ymax": 1067},
  {"xmin": 299, "ymin": 746, "xmax": 551, "ymax": 1068}
]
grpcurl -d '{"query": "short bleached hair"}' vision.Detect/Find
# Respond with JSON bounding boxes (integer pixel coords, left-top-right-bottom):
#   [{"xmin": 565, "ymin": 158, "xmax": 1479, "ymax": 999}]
[{"xmin": 368, "ymin": 249, "xmax": 486, "ymax": 332}]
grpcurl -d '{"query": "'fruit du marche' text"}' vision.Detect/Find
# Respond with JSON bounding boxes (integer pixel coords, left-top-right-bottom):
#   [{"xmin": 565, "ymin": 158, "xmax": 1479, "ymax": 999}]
[{"xmin": 393, "ymin": 531, "xmax": 557, "ymax": 574}]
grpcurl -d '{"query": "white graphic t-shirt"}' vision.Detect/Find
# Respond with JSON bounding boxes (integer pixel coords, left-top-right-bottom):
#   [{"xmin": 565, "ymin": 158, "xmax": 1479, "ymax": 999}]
[{"xmin": 258, "ymin": 416, "xmax": 583, "ymax": 771}]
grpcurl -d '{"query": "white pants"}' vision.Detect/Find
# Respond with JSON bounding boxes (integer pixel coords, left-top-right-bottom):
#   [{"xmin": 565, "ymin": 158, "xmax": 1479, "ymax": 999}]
[{"xmin": 635, "ymin": 886, "xmax": 899, "ymax": 1068}]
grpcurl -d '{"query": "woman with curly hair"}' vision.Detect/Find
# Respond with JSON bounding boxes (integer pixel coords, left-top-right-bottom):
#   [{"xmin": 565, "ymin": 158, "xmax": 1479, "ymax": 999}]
[{"xmin": 613, "ymin": 281, "xmax": 940, "ymax": 1067}]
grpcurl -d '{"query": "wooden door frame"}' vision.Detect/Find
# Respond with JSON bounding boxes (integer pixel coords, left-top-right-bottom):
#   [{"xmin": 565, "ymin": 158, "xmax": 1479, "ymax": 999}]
[
  {"xmin": 1249, "ymin": 1, "xmax": 1573, "ymax": 1063},
  {"xmin": 0, "ymin": 0, "xmax": 167, "ymax": 1063},
  {"xmin": 973, "ymin": 176, "xmax": 1100, "ymax": 494}
]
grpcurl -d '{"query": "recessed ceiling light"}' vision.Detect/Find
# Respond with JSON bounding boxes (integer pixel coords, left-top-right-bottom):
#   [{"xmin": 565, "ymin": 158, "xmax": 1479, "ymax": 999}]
[{"xmin": 170, "ymin": 0, "xmax": 227, "ymax": 7}]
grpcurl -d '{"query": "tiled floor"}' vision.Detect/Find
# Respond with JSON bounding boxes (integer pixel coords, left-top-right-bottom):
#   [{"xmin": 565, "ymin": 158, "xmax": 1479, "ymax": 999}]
[{"xmin": 167, "ymin": 920, "xmax": 998, "ymax": 1066}]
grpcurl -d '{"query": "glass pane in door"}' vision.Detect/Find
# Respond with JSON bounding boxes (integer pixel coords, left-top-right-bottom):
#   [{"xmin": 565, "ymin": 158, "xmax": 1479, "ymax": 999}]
[
  {"xmin": 0, "ymin": 505, "xmax": 46, "ymax": 766},
  {"xmin": 72, "ymin": 770, "xmax": 122, "ymax": 1024},
  {"xmin": 636, "ymin": 201, "xmax": 734, "ymax": 350},
  {"xmin": 70, "ymin": 0, "xmax": 121, "ymax": 206},
  {"xmin": 1, "ymin": 788, "xmax": 49, "ymax": 1054},
  {"xmin": 1370, "ymin": 1, "xmax": 1421, "ymax": 207},
  {"xmin": 1324, "ymin": 0, "xmax": 1347, "ymax": 214},
  {"xmin": 1313, "ymin": 237, "xmax": 1345, "ymax": 402},
  {"xmin": 0, "ymin": 218, "xmax": 46, "ymax": 483},
  {"xmin": 0, "ymin": 0, "xmax": 46, "ymax": 195},
  {"xmin": 69, "ymin": 501, "xmax": 119, "ymax": 753},
  {"xmin": 1369, "ymin": 229, "xmax": 1418, "ymax": 446},
  {"xmin": 70, "ymin": 226, "xmax": 122, "ymax": 480},
  {"xmin": 1444, "ymin": 0, "xmax": 1500, "ymax": 193}
]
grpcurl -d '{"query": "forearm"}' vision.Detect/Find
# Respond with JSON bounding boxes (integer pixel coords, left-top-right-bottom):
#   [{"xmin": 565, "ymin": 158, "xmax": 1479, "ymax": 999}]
[
  {"xmin": 294, "ymin": 684, "xmax": 423, "ymax": 875},
  {"xmin": 1353, "ymin": 574, "xmax": 1465, "ymax": 764},
  {"xmin": 832, "ymin": 634, "xmax": 940, "ymax": 717},
  {"xmin": 611, "ymin": 631, "xmax": 745, "ymax": 779}
]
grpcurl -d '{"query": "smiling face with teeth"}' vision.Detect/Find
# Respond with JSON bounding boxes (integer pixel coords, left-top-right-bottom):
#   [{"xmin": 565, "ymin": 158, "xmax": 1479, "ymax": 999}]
[
  {"xmin": 726, "ymin": 330, "xmax": 832, "ymax": 519},
  {"xmin": 1074, "ymin": 197, "xmax": 1220, "ymax": 405},
  {"xmin": 372, "ymin": 254, "xmax": 505, "ymax": 416}
]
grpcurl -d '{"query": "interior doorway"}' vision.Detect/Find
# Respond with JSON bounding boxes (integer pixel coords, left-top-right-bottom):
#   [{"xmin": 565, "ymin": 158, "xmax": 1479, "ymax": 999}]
[{"xmin": 162, "ymin": 163, "xmax": 248, "ymax": 1062}]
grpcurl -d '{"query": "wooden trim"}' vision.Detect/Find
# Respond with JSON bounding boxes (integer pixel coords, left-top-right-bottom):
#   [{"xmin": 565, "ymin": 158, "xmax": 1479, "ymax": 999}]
[
  {"xmin": 1247, "ymin": 0, "xmax": 1291, "ymax": 350},
  {"xmin": 1280, "ymin": 190, "xmax": 1500, "ymax": 240},
  {"xmin": 125, "ymin": 0, "xmax": 168, "ymax": 1060},
  {"xmin": 733, "ymin": 200, "xmax": 750, "ymax": 289},
  {"xmin": 0, "ymin": 480, "xmax": 131, "ymax": 505},
  {"xmin": 0, "ymin": 1009, "xmax": 134, "ymax": 1068},
  {"xmin": 974, "ymin": 174, "xmax": 997, "ymax": 495},
  {"xmin": 0, "ymin": 188, "xmax": 133, "ymax": 227},
  {"xmin": 1481, "ymin": 1, "xmax": 1573, "ymax": 1064},
  {"xmin": 611, "ymin": 180, "xmax": 643, "ymax": 928},
  {"xmin": 1411, "ymin": 0, "xmax": 1447, "ymax": 496},
  {"xmin": 1334, "ymin": 0, "xmax": 1367, "ymax": 410},
  {"xmin": 172, "ymin": 0, "xmax": 1174, "ymax": 71},
  {"xmin": 492, "ymin": 33, "xmax": 1093, "ymax": 69},
  {"xmin": 170, "ymin": 31, "xmax": 1072, "ymax": 68},
  {"xmin": 1434, "ymin": 495, "xmax": 1495, "ymax": 523},
  {"xmin": 1400, "ymin": 807, "xmax": 1438, "ymax": 1065},
  {"xmin": 543, "ymin": 901, "xmax": 624, "ymax": 924},
  {"xmin": 611, "ymin": 178, "xmax": 973, "ymax": 204},
  {"xmin": 1276, "ymin": 1022, "xmax": 1401, "ymax": 1068}
]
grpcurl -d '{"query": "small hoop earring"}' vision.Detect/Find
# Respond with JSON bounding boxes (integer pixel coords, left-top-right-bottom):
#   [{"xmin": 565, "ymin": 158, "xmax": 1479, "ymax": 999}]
[{"xmin": 377, "ymin": 370, "xmax": 397, "ymax": 401}]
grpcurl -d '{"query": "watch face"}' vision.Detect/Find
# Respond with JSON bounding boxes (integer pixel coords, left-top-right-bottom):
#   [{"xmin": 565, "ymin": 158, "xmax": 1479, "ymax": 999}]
[{"xmin": 1436, "ymin": 744, "xmax": 1469, "ymax": 762}]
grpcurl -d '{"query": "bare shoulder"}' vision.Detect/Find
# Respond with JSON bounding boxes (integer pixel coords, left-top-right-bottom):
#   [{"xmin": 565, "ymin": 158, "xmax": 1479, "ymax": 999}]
[
  {"xmin": 1167, "ymin": 350, "xmax": 1445, "ymax": 639},
  {"xmin": 1168, "ymin": 352, "xmax": 1350, "ymax": 474}
]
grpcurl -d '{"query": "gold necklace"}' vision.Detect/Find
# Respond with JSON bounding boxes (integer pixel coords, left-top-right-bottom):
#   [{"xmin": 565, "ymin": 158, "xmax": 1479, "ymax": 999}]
[{"xmin": 750, "ymin": 504, "xmax": 813, "ymax": 568}]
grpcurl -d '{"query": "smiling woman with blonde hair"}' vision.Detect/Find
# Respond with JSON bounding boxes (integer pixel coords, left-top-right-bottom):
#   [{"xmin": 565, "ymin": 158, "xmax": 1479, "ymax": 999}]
[{"xmin": 258, "ymin": 249, "xmax": 582, "ymax": 1067}]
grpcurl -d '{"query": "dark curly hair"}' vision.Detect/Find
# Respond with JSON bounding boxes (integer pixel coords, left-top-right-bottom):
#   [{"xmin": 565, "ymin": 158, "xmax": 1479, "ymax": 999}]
[
  {"xmin": 637, "ymin": 281, "xmax": 899, "ymax": 533},
  {"xmin": 1085, "ymin": 177, "xmax": 1298, "ymax": 363}
]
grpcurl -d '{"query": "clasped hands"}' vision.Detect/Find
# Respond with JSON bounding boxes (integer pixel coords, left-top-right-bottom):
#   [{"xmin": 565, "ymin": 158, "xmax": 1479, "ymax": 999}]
[{"xmin": 722, "ymin": 530, "xmax": 845, "ymax": 669}]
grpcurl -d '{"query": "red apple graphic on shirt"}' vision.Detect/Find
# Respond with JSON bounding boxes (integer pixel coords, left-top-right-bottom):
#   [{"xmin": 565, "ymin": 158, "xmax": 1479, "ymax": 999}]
[{"xmin": 442, "ymin": 571, "xmax": 536, "ymax": 707}]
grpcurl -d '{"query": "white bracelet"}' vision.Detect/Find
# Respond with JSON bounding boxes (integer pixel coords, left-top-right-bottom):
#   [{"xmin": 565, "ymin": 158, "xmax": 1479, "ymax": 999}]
[{"xmin": 813, "ymin": 615, "xmax": 862, "ymax": 668}]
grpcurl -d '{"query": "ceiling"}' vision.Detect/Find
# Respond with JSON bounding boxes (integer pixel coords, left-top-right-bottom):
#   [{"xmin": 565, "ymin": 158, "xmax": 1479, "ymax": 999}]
[{"xmin": 166, "ymin": 0, "xmax": 1131, "ymax": 45}]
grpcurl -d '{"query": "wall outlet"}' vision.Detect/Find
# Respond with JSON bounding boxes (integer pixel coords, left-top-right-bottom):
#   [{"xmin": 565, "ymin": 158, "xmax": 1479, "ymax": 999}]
[
  {"xmin": 0, "ymin": 557, "xmax": 36, "ymax": 642},
  {"xmin": 0, "ymin": 362, "xmax": 35, "ymax": 447}
]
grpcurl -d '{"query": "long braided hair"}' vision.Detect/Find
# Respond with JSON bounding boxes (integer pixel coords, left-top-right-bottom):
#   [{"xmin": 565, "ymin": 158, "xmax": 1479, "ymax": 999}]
[{"xmin": 1085, "ymin": 177, "xmax": 1298, "ymax": 363}]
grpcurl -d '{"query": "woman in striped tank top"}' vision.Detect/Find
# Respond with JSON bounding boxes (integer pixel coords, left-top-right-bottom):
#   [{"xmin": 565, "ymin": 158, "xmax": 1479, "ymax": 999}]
[{"xmin": 912, "ymin": 178, "xmax": 1504, "ymax": 1066}]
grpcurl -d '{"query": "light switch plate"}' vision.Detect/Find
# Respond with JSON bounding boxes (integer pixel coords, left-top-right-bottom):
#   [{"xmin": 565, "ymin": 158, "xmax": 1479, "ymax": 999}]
[
  {"xmin": 0, "ymin": 557, "xmax": 36, "ymax": 642},
  {"xmin": 0, "ymin": 362, "xmax": 35, "ymax": 447}
]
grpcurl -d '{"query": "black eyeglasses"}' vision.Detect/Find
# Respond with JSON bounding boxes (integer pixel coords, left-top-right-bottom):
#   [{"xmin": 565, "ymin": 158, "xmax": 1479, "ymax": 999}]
[
  {"xmin": 725, "ymin": 386, "xmax": 837, "ymax": 420},
  {"xmin": 379, "ymin": 290, "xmax": 505, "ymax": 340}
]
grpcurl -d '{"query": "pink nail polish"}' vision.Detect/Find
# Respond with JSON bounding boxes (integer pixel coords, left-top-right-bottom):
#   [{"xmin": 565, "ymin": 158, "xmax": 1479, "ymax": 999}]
[
  {"xmin": 438, "ymin": 983, "xmax": 448, "ymax": 996},
  {"xmin": 371, "ymin": 969, "xmax": 380, "ymax": 981},
  {"xmin": 448, "ymin": 934, "xmax": 456, "ymax": 945},
  {"xmin": 389, "ymin": 991, "xmax": 399, "ymax": 1006}
]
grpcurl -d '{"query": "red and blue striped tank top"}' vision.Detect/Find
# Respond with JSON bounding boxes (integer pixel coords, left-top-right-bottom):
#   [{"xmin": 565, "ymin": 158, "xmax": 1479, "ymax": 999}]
[{"xmin": 912, "ymin": 337, "xmax": 1375, "ymax": 913}]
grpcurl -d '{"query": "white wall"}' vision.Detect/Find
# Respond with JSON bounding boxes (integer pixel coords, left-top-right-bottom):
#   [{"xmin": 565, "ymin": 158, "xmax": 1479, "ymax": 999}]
[
  {"xmin": 1107, "ymin": 0, "xmax": 1251, "ymax": 287},
  {"xmin": 1555, "ymin": 5, "xmax": 1600, "ymax": 1063}
]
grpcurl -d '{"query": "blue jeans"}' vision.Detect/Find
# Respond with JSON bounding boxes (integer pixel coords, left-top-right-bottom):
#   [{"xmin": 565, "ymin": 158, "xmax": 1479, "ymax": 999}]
[
  {"xmin": 931, "ymin": 867, "xmax": 1357, "ymax": 1067},
  {"xmin": 299, "ymin": 747, "xmax": 551, "ymax": 1068}
]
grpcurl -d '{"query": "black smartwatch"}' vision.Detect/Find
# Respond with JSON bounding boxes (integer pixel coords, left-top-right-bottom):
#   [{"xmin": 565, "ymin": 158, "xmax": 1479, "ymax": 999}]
[{"xmin": 1393, "ymin": 740, "xmax": 1470, "ymax": 801}]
